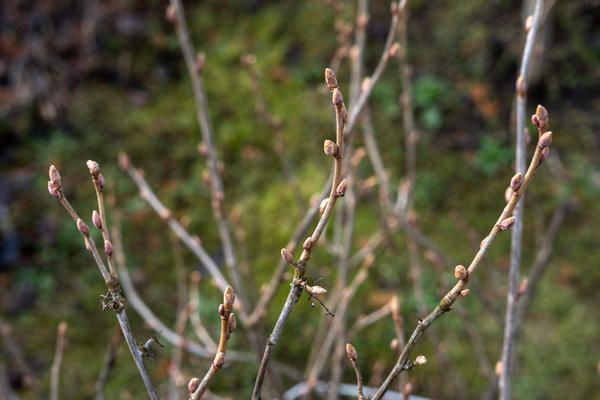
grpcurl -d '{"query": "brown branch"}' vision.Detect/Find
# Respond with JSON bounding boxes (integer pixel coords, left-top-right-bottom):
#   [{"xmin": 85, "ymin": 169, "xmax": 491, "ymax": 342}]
[
  {"xmin": 189, "ymin": 287, "xmax": 237, "ymax": 399},
  {"xmin": 49, "ymin": 321, "xmax": 68, "ymax": 400},
  {"xmin": 168, "ymin": 0, "xmax": 249, "ymax": 311},
  {"xmin": 48, "ymin": 164, "xmax": 159, "ymax": 400},
  {"xmin": 500, "ymin": 1, "xmax": 546, "ymax": 398},
  {"xmin": 251, "ymin": 68, "xmax": 347, "ymax": 400},
  {"xmin": 371, "ymin": 106, "xmax": 554, "ymax": 399},
  {"xmin": 345, "ymin": 343, "xmax": 365, "ymax": 400}
]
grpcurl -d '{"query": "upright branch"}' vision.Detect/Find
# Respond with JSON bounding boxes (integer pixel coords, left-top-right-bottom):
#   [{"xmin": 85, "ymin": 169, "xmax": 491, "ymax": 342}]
[
  {"xmin": 500, "ymin": 1, "xmax": 546, "ymax": 398},
  {"xmin": 251, "ymin": 68, "xmax": 347, "ymax": 400},
  {"xmin": 167, "ymin": 0, "xmax": 249, "ymax": 310},
  {"xmin": 48, "ymin": 163, "xmax": 159, "ymax": 400},
  {"xmin": 345, "ymin": 343, "xmax": 365, "ymax": 400},
  {"xmin": 189, "ymin": 287, "xmax": 237, "ymax": 400},
  {"xmin": 371, "ymin": 106, "xmax": 555, "ymax": 399},
  {"xmin": 50, "ymin": 321, "xmax": 68, "ymax": 400}
]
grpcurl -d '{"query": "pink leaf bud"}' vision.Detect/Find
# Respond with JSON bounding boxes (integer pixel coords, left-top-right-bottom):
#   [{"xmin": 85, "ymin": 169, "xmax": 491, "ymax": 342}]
[
  {"xmin": 228, "ymin": 313, "xmax": 237, "ymax": 333},
  {"xmin": 104, "ymin": 240, "xmax": 113, "ymax": 256},
  {"xmin": 218, "ymin": 304, "xmax": 225, "ymax": 316},
  {"xmin": 531, "ymin": 114, "xmax": 540, "ymax": 127},
  {"xmin": 323, "ymin": 139, "xmax": 339, "ymax": 157},
  {"xmin": 535, "ymin": 105, "xmax": 549, "ymax": 129},
  {"xmin": 86, "ymin": 160, "xmax": 100, "ymax": 177},
  {"xmin": 325, "ymin": 68, "xmax": 338, "ymax": 90},
  {"xmin": 281, "ymin": 248, "xmax": 294, "ymax": 265},
  {"xmin": 538, "ymin": 131, "xmax": 553, "ymax": 148},
  {"xmin": 332, "ymin": 88, "xmax": 344, "ymax": 106},
  {"xmin": 500, "ymin": 216, "xmax": 516, "ymax": 231},
  {"xmin": 517, "ymin": 278, "xmax": 529, "ymax": 299},
  {"xmin": 97, "ymin": 173, "xmax": 105, "ymax": 188},
  {"xmin": 223, "ymin": 286, "xmax": 235, "ymax": 309},
  {"xmin": 539, "ymin": 146, "xmax": 550, "ymax": 163},
  {"xmin": 49, "ymin": 165, "xmax": 61, "ymax": 187},
  {"xmin": 48, "ymin": 181, "xmax": 59, "ymax": 197},
  {"xmin": 390, "ymin": 338, "xmax": 400, "ymax": 352},
  {"xmin": 306, "ymin": 285, "xmax": 327, "ymax": 295},
  {"xmin": 188, "ymin": 377, "xmax": 200, "ymax": 393},
  {"xmin": 415, "ymin": 355, "xmax": 427, "ymax": 365},
  {"xmin": 336, "ymin": 179, "xmax": 347, "ymax": 197},
  {"xmin": 319, "ymin": 198, "xmax": 329, "ymax": 215},
  {"xmin": 345, "ymin": 343, "xmax": 358, "ymax": 361},
  {"xmin": 510, "ymin": 172, "xmax": 523, "ymax": 191},
  {"xmin": 460, "ymin": 289, "xmax": 470, "ymax": 297},
  {"xmin": 302, "ymin": 237, "xmax": 312, "ymax": 250},
  {"xmin": 92, "ymin": 210, "xmax": 102, "ymax": 229},
  {"xmin": 77, "ymin": 219, "xmax": 89, "ymax": 236},
  {"xmin": 214, "ymin": 351, "xmax": 226, "ymax": 368},
  {"xmin": 454, "ymin": 265, "xmax": 468, "ymax": 280}
]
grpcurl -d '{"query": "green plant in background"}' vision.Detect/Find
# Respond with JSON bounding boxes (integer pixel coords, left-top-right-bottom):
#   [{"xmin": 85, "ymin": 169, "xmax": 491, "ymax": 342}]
[
  {"xmin": 476, "ymin": 135, "xmax": 514, "ymax": 176},
  {"xmin": 413, "ymin": 75, "xmax": 451, "ymax": 131}
]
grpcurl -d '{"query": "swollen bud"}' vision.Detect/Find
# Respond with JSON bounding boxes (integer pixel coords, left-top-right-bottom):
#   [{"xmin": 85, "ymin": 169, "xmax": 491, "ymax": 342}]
[
  {"xmin": 325, "ymin": 68, "xmax": 338, "ymax": 90},
  {"xmin": 319, "ymin": 198, "xmax": 329, "ymax": 215},
  {"xmin": 500, "ymin": 216, "xmax": 516, "ymax": 231},
  {"xmin": 188, "ymin": 377, "xmax": 200, "ymax": 393},
  {"xmin": 539, "ymin": 146, "xmax": 550, "ymax": 163},
  {"xmin": 306, "ymin": 285, "xmax": 327, "ymax": 295},
  {"xmin": 223, "ymin": 286, "xmax": 235, "ymax": 309},
  {"xmin": 86, "ymin": 160, "xmax": 100, "ymax": 177},
  {"xmin": 531, "ymin": 114, "xmax": 540, "ymax": 128},
  {"xmin": 49, "ymin": 165, "xmax": 61, "ymax": 187},
  {"xmin": 48, "ymin": 181, "xmax": 59, "ymax": 197},
  {"xmin": 332, "ymin": 88, "xmax": 344, "ymax": 106},
  {"xmin": 77, "ymin": 219, "xmax": 90, "ymax": 236},
  {"xmin": 510, "ymin": 172, "xmax": 523, "ymax": 191},
  {"xmin": 214, "ymin": 352, "xmax": 226, "ymax": 368},
  {"xmin": 505, "ymin": 187, "xmax": 513, "ymax": 203},
  {"xmin": 324, "ymin": 139, "xmax": 339, "ymax": 157},
  {"xmin": 281, "ymin": 248, "xmax": 294, "ymax": 265},
  {"xmin": 454, "ymin": 265, "xmax": 468, "ymax": 280},
  {"xmin": 525, "ymin": 15, "xmax": 534, "ymax": 32},
  {"xmin": 92, "ymin": 210, "xmax": 102, "ymax": 229},
  {"xmin": 228, "ymin": 313, "xmax": 237, "ymax": 333},
  {"xmin": 345, "ymin": 343, "xmax": 358, "ymax": 361},
  {"xmin": 538, "ymin": 131, "xmax": 553, "ymax": 148},
  {"xmin": 415, "ymin": 355, "xmax": 427, "ymax": 365},
  {"xmin": 535, "ymin": 105, "xmax": 549, "ymax": 129},
  {"xmin": 336, "ymin": 179, "xmax": 347, "ymax": 197},
  {"xmin": 97, "ymin": 173, "xmax": 105, "ymax": 189},
  {"xmin": 104, "ymin": 240, "xmax": 113, "ymax": 257},
  {"xmin": 460, "ymin": 289, "xmax": 470, "ymax": 297},
  {"xmin": 388, "ymin": 42, "xmax": 400, "ymax": 58},
  {"xmin": 302, "ymin": 237, "xmax": 312, "ymax": 250}
]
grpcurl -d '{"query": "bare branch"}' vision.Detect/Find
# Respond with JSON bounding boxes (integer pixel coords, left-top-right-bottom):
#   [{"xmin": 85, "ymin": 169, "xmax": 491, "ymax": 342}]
[{"xmin": 49, "ymin": 321, "xmax": 68, "ymax": 400}]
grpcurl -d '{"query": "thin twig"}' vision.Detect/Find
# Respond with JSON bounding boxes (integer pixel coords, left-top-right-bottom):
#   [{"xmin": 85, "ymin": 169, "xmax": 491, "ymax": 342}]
[
  {"xmin": 95, "ymin": 324, "xmax": 121, "ymax": 400},
  {"xmin": 189, "ymin": 287, "xmax": 237, "ymax": 399},
  {"xmin": 48, "ymin": 163, "xmax": 159, "ymax": 400},
  {"xmin": 168, "ymin": 0, "xmax": 250, "ymax": 311},
  {"xmin": 0, "ymin": 320, "xmax": 43, "ymax": 397},
  {"xmin": 499, "ymin": 2, "xmax": 545, "ymax": 398},
  {"xmin": 49, "ymin": 321, "xmax": 68, "ymax": 400},
  {"xmin": 345, "ymin": 343, "xmax": 365, "ymax": 400},
  {"xmin": 251, "ymin": 68, "xmax": 347, "ymax": 400},
  {"xmin": 371, "ymin": 105, "xmax": 554, "ymax": 399}
]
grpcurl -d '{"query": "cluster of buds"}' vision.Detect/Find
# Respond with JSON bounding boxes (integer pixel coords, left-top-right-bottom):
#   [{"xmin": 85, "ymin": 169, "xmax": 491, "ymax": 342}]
[{"xmin": 48, "ymin": 165, "xmax": 62, "ymax": 198}]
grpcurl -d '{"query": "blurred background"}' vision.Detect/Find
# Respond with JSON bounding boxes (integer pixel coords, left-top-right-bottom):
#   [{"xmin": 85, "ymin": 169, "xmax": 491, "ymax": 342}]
[{"xmin": 1, "ymin": 0, "xmax": 599, "ymax": 399}]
